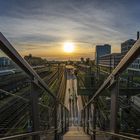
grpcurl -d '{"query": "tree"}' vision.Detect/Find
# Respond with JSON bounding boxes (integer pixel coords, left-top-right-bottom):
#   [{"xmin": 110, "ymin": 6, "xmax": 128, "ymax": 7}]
[
  {"xmin": 85, "ymin": 58, "xmax": 90, "ymax": 65},
  {"xmin": 80, "ymin": 57, "xmax": 84, "ymax": 63}
]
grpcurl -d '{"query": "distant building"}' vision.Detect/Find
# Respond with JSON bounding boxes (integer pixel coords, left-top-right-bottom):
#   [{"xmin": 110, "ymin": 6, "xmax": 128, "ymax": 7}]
[
  {"xmin": 121, "ymin": 38, "xmax": 140, "ymax": 75},
  {"xmin": 121, "ymin": 39, "xmax": 136, "ymax": 58},
  {"xmin": 128, "ymin": 57, "xmax": 140, "ymax": 75},
  {"xmin": 0, "ymin": 57, "xmax": 11, "ymax": 67},
  {"xmin": 99, "ymin": 53, "xmax": 121, "ymax": 69},
  {"xmin": 24, "ymin": 54, "xmax": 47, "ymax": 66},
  {"xmin": 95, "ymin": 44, "xmax": 111, "ymax": 65}
]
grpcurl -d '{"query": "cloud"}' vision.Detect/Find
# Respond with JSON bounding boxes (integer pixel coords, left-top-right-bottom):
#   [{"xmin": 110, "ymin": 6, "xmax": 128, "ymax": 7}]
[{"xmin": 0, "ymin": 0, "xmax": 140, "ymax": 59}]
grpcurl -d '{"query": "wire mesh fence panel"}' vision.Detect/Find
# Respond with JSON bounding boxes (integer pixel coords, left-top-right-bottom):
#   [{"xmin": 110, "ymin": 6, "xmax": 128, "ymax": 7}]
[{"xmin": 118, "ymin": 55, "xmax": 140, "ymax": 137}]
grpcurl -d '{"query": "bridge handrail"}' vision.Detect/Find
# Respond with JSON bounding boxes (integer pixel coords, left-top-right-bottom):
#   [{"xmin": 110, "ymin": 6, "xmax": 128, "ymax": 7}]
[
  {"xmin": 84, "ymin": 38, "xmax": 140, "ymax": 109},
  {"xmin": 0, "ymin": 124, "xmax": 65, "ymax": 140},
  {"xmin": 88, "ymin": 129, "xmax": 139, "ymax": 140}
]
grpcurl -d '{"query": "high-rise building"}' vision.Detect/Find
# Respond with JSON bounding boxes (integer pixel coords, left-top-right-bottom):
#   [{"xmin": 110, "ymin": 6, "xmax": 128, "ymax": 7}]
[
  {"xmin": 121, "ymin": 39, "xmax": 136, "ymax": 58},
  {"xmin": 95, "ymin": 44, "xmax": 111, "ymax": 65},
  {"xmin": 0, "ymin": 57, "xmax": 11, "ymax": 68}
]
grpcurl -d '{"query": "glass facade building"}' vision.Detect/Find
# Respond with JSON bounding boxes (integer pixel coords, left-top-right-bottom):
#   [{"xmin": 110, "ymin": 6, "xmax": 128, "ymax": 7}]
[{"xmin": 95, "ymin": 44, "xmax": 111, "ymax": 65}]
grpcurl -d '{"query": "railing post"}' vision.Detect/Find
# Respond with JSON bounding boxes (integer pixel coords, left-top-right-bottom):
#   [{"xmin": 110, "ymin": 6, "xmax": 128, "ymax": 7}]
[
  {"xmin": 64, "ymin": 109, "xmax": 67, "ymax": 132},
  {"xmin": 83, "ymin": 109, "xmax": 86, "ymax": 132},
  {"xmin": 30, "ymin": 81, "xmax": 40, "ymax": 140},
  {"xmin": 110, "ymin": 77, "xmax": 119, "ymax": 139},
  {"xmin": 92, "ymin": 102, "xmax": 96, "ymax": 140},
  {"xmin": 81, "ymin": 110, "xmax": 83, "ymax": 127},
  {"xmin": 67, "ymin": 110, "xmax": 69, "ymax": 129},
  {"xmin": 85, "ymin": 108, "xmax": 87, "ymax": 132},
  {"xmin": 48, "ymin": 109, "xmax": 50, "ymax": 129},
  {"xmin": 61, "ymin": 105, "xmax": 64, "ymax": 134},
  {"xmin": 87, "ymin": 105, "xmax": 90, "ymax": 134},
  {"xmin": 54, "ymin": 101, "xmax": 58, "ymax": 140}
]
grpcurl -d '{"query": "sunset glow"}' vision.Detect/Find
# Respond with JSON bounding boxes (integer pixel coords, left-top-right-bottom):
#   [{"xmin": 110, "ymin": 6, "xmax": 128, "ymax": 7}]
[{"xmin": 63, "ymin": 42, "xmax": 75, "ymax": 53}]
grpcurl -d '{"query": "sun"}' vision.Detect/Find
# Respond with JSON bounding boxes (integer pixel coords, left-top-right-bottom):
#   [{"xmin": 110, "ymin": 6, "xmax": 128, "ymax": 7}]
[{"xmin": 63, "ymin": 42, "xmax": 75, "ymax": 53}]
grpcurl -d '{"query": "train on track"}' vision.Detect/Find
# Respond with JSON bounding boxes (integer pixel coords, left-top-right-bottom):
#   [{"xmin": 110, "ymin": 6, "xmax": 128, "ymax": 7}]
[
  {"xmin": 0, "ymin": 69, "xmax": 17, "ymax": 76},
  {"xmin": 0, "ymin": 66, "xmax": 52, "ymax": 100}
]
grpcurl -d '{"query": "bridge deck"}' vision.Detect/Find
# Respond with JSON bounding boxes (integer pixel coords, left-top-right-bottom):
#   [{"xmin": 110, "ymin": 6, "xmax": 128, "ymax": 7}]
[{"xmin": 63, "ymin": 126, "xmax": 90, "ymax": 140}]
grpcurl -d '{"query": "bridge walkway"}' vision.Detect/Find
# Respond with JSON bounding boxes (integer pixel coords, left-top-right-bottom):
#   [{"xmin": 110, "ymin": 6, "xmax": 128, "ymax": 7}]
[{"xmin": 63, "ymin": 126, "xmax": 90, "ymax": 140}]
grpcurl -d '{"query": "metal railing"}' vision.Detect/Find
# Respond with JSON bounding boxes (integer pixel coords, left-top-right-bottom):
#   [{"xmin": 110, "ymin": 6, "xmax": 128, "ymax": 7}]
[
  {"xmin": 88, "ymin": 129, "xmax": 139, "ymax": 140},
  {"xmin": 0, "ymin": 32, "xmax": 69, "ymax": 140},
  {"xmin": 81, "ymin": 38, "xmax": 140, "ymax": 140}
]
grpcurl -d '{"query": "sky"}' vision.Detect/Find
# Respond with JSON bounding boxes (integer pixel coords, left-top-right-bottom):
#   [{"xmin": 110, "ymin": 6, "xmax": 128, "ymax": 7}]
[{"xmin": 0, "ymin": 0, "xmax": 140, "ymax": 60}]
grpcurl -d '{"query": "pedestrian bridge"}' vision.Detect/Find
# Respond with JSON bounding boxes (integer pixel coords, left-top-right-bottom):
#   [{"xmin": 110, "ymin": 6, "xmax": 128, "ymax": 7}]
[{"xmin": 0, "ymin": 32, "xmax": 140, "ymax": 140}]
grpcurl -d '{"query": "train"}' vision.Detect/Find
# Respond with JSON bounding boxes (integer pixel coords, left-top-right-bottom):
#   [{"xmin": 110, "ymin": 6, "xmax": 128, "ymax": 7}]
[{"xmin": 0, "ymin": 69, "xmax": 16, "ymax": 76}]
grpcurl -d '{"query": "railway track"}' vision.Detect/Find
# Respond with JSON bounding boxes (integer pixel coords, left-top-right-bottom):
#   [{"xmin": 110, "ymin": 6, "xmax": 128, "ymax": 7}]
[
  {"xmin": 0, "ymin": 68, "xmax": 54, "ymax": 100},
  {"xmin": 0, "ymin": 91, "xmax": 29, "ymax": 136},
  {"xmin": 57, "ymin": 68, "xmax": 67, "ymax": 102},
  {"xmin": 0, "ymin": 68, "xmax": 59, "ymax": 137},
  {"xmin": 44, "ymin": 70, "xmax": 58, "ymax": 86}
]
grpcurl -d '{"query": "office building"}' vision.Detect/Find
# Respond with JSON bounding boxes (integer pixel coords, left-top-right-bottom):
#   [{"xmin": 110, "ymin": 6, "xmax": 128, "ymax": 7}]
[
  {"xmin": 99, "ymin": 53, "xmax": 121, "ymax": 69},
  {"xmin": 121, "ymin": 37, "xmax": 140, "ymax": 75},
  {"xmin": 121, "ymin": 39, "xmax": 136, "ymax": 58},
  {"xmin": 0, "ymin": 57, "xmax": 11, "ymax": 67},
  {"xmin": 95, "ymin": 44, "xmax": 111, "ymax": 65}
]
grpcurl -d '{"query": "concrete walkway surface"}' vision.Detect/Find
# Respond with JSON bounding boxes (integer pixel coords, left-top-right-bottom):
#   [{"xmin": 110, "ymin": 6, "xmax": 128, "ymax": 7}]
[{"xmin": 63, "ymin": 126, "xmax": 91, "ymax": 140}]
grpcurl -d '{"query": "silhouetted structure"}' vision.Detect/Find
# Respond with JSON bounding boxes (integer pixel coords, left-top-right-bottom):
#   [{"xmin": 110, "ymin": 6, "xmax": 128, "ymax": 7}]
[{"xmin": 24, "ymin": 54, "xmax": 47, "ymax": 66}]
